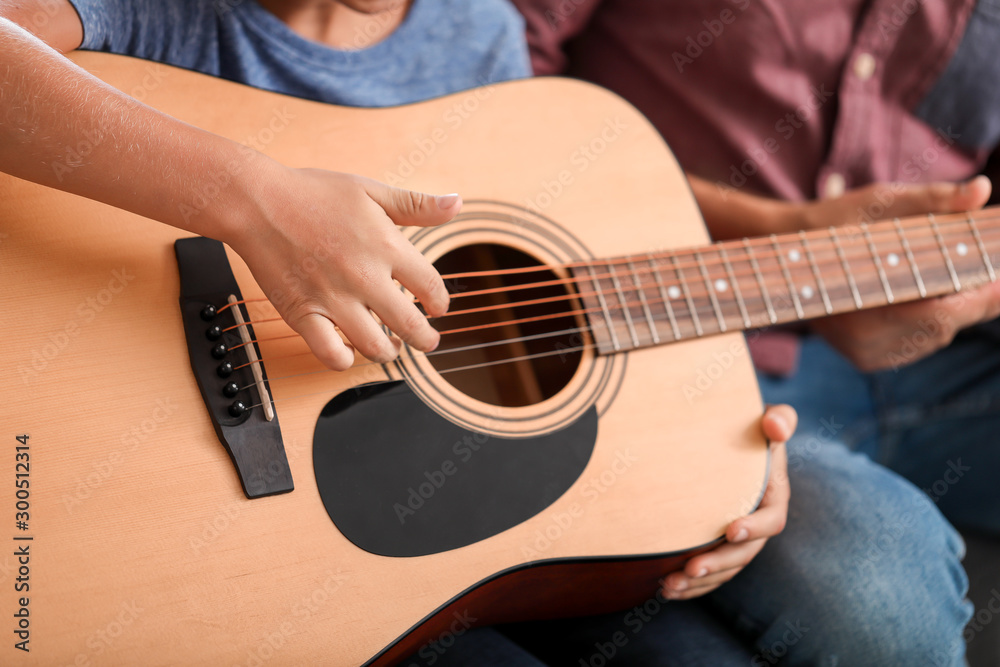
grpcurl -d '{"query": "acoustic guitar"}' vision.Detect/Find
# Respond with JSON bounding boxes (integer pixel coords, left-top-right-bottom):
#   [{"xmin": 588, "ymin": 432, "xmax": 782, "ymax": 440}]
[{"xmin": 2, "ymin": 53, "xmax": 995, "ymax": 666}]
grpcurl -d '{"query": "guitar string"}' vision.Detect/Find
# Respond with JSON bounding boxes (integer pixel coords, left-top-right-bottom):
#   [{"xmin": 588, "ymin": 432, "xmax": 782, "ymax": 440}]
[
  {"xmin": 229, "ymin": 221, "xmax": 1000, "ymax": 344},
  {"xmin": 219, "ymin": 209, "xmax": 1000, "ymax": 312},
  {"xmin": 237, "ymin": 324, "xmax": 591, "ymax": 390},
  {"xmin": 227, "ymin": 237, "xmax": 1000, "ymax": 400},
  {"xmin": 239, "ymin": 253, "xmax": 973, "ymax": 398},
  {"xmin": 240, "ymin": 283, "xmax": 946, "ymax": 411},
  {"xmin": 217, "ymin": 214, "xmax": 1000, "ymax": 404},
  {"xmin": 424, "ymin": 216, "xmax": 1000, "ymax": 307},
  {"xmin": 241, "ymin": 343, "xmax": 601, "ymax": 411},
  {"xmin": 229, "ymin": 332, "xmax": 300, "ymax": 353},
  {"xmin": 236, "ymin": 284, "xmax": 997, "ymax": 409},
  {"xmin": 219, "ymin": 210, "xmax": 1000, "ymax": 409},
  {"xmin": 428, "ymin": 219, "xmax": 993, "ymax": 321},
  {"xmin": 219, "ymin": 209, "xmax": 1000, "ymax": 324}
]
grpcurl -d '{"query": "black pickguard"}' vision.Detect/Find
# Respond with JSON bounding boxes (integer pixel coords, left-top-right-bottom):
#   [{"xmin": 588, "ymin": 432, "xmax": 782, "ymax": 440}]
[{"xmin": 313, "ymin": 382, "xmax": 597, "ymax": 557}]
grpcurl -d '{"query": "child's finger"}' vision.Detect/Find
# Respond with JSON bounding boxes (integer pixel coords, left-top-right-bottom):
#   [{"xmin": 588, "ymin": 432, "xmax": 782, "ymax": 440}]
[
  {"xmin": 368, "ymin": 282, "xmax": 441, "ymax": 353},
  {"xmin": 293, "ymin": 312, "xmax": 355, "ymax": 371}
]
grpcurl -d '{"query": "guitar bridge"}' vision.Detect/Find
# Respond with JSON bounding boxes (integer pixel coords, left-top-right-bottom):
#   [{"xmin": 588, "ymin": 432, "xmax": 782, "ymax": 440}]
[{"xmin": 175, "ymin": 237, "xmax": 293, "ymax": 499}]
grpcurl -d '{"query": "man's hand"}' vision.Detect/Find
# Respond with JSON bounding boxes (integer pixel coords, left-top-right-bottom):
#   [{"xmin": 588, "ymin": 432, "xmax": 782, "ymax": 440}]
[
  {"xmin": 230, "ymin": 167, "xmax": 461, "ymax": 371},
  {"xmin": 795, "ymin": 177, "xmax": 991, "ymax": 231},
  {"xmin": 804, "ymin": 177, "xmax": 1000, "ymax": 371},
  {"xmin": 691, "ymin": 173, "xmax": 1000, "ymax": 372},
  {"xmin": 661, "ymin": 404, "xmax": 796, "ymax": 600}
]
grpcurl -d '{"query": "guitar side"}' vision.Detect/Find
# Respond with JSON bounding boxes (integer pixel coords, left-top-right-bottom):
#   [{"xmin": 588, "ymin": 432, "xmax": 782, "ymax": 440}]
[{"xmin": 0, "ymin": 54, "xmax": 768, "ymax": 665}]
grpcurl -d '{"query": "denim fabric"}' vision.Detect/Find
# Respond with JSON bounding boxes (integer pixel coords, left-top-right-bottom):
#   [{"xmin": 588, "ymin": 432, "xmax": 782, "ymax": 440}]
[
  {"xmin": 761, "ymin": 333, "xmax": 1000, "ymax": 534},
  {"xmin": 401, "ymin": 627, "xmax": 549, "ymax": 667},
  {"xmin": 709, "ymin": 422, "xmax": 972, "ymax": 666},
  {"xmin": 498, "ymin": 599, "xmax": 753, "ymax": 667},
  {"xmin": 402, "ymin": 601, "xmax": 752, "ymax": 667}
]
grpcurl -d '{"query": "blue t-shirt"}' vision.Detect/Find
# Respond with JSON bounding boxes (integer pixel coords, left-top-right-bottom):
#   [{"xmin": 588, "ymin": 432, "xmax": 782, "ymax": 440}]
[{"xmin": 67, "ymin": 0, "xmax": 531, "ymax": 106}]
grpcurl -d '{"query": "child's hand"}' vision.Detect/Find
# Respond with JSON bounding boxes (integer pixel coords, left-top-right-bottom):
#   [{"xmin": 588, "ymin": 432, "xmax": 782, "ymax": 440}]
[
  {"xmin": 661, "ymin": 404, "xmax": 796, "ymax": 599},
  {"xmin": 0, "ymin": 14, "xmax": 459, "ymax": 372},
  {"xmin": 229, "ymin": 166, "xmax": 460, "ymax": 370}
]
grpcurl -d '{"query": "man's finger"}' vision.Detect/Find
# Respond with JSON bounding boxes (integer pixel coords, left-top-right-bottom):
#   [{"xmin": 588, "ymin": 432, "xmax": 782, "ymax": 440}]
[
  {"xmin": 935, "ymin": 280, "xmax": 1000, "ymax": 331},
  {"xmin": 879, "ymin": 176, "xmax": 991, "ymax": 218}
]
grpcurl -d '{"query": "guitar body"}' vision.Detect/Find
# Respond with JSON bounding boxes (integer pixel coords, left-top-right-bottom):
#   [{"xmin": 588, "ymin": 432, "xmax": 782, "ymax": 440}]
[{"xmin": 0, "ymin": 54, "xmax": 767, "ymax": 665}]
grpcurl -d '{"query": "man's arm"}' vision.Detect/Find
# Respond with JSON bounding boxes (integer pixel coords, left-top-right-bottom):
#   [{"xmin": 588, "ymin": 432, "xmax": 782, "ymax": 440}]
[
  {"xmin": 0, "ymin": 1, "xmax": 459, "ymax": 370},
  {"xmin": 689, "ymin": 173, "xmax": 1000, "ymax": 371}
]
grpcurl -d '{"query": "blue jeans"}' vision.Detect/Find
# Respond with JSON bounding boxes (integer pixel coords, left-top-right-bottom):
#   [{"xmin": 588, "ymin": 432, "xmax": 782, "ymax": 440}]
[
  {"xmin": 768, "ymin": 331, "xmax": 1000, "ymax": 535},
  {"xmin": 400, "ymin": 333, "xmax": 992, "ymax": 666}
]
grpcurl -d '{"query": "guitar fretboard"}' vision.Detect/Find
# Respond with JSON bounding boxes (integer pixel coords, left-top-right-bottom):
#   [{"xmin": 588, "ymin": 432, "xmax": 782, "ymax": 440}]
[{"xmin": 572, "ymin": 210, "xmax": 1000, "ymax": 354}]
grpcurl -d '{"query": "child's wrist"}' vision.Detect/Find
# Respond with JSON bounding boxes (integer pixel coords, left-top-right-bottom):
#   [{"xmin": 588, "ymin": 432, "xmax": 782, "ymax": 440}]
[{"xmin": 197, "ymin": 142, "xmax": 285, "ymax": 247}]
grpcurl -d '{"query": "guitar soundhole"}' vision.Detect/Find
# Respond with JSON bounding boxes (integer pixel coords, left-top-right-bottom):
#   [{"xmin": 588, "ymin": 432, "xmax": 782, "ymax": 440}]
[{"xmin": 430, "ymin": 244, "xmax": 583, "ymax": 408}]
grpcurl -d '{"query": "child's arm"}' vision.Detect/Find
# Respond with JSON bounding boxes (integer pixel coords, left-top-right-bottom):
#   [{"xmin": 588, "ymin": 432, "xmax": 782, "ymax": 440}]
[{"xmin": 0, "ymin": 2, "xmax": 457, "ymax": 371}]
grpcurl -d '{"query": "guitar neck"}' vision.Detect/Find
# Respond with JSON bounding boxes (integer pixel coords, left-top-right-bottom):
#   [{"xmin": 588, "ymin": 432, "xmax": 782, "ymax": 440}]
[{"xmin": 574, "ymin": 208, "xmax": 1000, "ymax": 354}]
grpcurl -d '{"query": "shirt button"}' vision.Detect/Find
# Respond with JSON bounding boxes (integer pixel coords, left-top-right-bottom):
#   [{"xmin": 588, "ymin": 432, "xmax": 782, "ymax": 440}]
[
  {"xmin": 853, "ymin": 52, "xmax": 876, "ymax": 81},
  {"xmin": 824, "ymin": 173, "xmax": 846, "ymax": 198}
]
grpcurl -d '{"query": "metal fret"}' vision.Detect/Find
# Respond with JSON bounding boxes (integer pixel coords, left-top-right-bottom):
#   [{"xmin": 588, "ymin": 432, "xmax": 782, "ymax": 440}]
[
  {"xmin": 861, "ymin": 223, "xmax": 894, "ymax": 303},
  {"xmin": 770, "ymin": 235, "xmax": 804, "ymax": 319},
  {"xmin": 743, "ymin": 239, "xmax": 777, "ymax": 324},
  {"xmin": 799, "ymin": 231, "xmax": 832, "ymax": 314},
  {"xmin": 695, "ymin": 251, "xmax": 727, "ymax": 332},
  {"xmin": 627, "ymin": 259, "xmax": 660, "ymax": 345},
  {"xmin": 893, "ymin": 218, "xmax": 926, "ymax": 298},
  {"xmin": 966, "ymin": 213, "xmax": 996, "ymax": 282},
  {"xmin": 929, "ymin": 213, "xmax": 962, "ymax": 292},
  {"xmin": 671, "ymin": 254, "xmax": 703, "ymax": 336},
  {"xmin": 718, "ymin": 245, "xmax": 751, "ymax": 328},
  {"xmin": 646, "ymin": 252, "xmax": 682, "ymax": 340},
  {"xmin": 586, "ymin": 263, "xmax": 621, "ymax": 352},
  {"xmin": 829, "ymin": 227, "xmax": 863, "ymax": 309},
  {"xmin": 607, "ymin": 262, "xmax": 640, "ymax": 348}
]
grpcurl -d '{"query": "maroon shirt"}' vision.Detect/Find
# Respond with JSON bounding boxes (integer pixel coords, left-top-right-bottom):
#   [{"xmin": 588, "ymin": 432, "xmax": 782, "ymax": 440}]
[
  {"xmin": 512, "ymin": 0, "xmax": 987, "ymax": 202},
  {"xmin": 512, "ymin": 0, "xmax": 1000, "ymax": 374}
]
